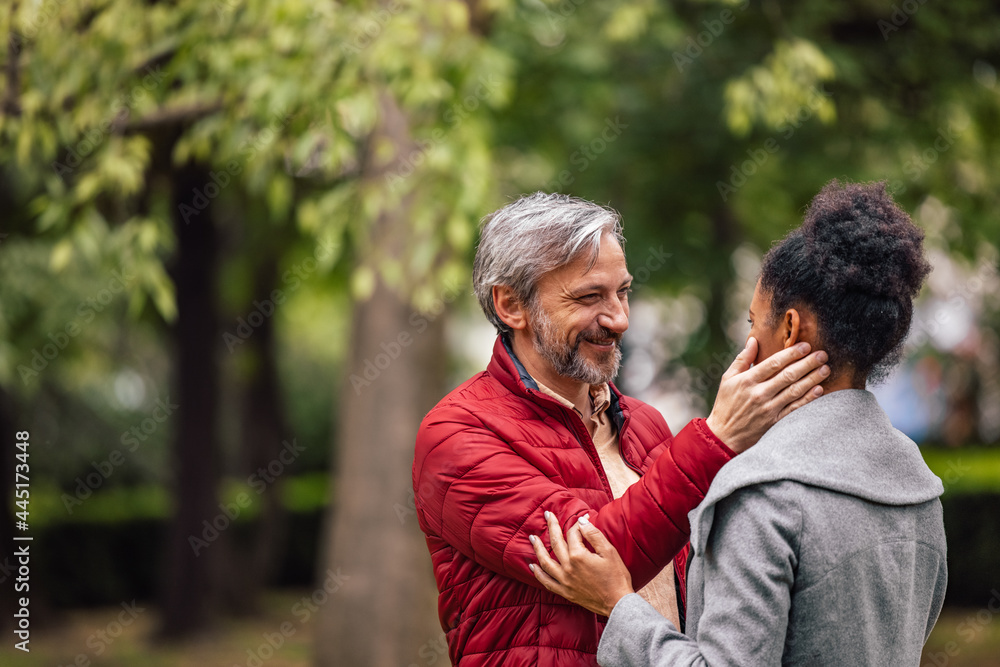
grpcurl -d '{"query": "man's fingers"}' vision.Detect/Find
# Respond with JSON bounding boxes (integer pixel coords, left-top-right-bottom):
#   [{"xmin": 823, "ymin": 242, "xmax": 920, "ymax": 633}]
[
  {"xmin": 752, "ymin": 342, "xmax": 812, "ymax": 384},
  {"xmin": 758, "ymin": 349, "xmax": 828, "ymax": 397},
  {"xmin": 775, "ymin": 372, "xmax": 827, "ymax": 420},
  {"xmin": 776, "ymin": 385, "xmax": 824, "ymax": 421},
  {"xmin": 746, "ymin": 342, "xmax": 813, "ymax": 385},
  {"xmin": 765, "ymin": 352, "xmax": 829, "ymax": 406},
  {"xmin": 544, "ymin": 510, "xmax": 570, "ymax": 565},
  {"xmin": 722, "ymin": 337, "xmax": 758, "ymax": 381}
]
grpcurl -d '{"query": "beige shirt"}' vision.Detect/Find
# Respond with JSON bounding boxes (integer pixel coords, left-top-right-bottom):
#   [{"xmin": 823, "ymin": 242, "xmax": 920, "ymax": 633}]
[{"xmin": 535, "ymin": 380, "xmax": 681, "ymax": 629}]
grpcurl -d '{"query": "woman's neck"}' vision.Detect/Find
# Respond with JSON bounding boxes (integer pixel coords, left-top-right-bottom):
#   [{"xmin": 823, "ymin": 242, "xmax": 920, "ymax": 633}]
[{"xmin": 820, "ymin": 369, "xmax": 865, "ymax": 394}]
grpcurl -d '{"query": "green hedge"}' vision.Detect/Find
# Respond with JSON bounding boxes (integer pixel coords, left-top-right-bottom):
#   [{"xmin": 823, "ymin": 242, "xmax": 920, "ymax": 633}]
[
  {"xmin": 939, "ymin": 492, "xmax": 1000, "ymax": 606},
  {"xmin": 21, "ymin": 473, "xmax": 331, "ymax": 609},
  {"xmin": 32, "ymin": 510, "xmax": 324, "ymax": 608},
  {"xmin": 921, "ymin": 447, "xmax": 1000, "ymax": 495}
]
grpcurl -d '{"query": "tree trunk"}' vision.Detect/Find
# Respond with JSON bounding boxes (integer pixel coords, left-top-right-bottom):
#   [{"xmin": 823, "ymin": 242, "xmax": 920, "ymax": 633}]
[
  {"xmin": 317, "ymin": 280, "xmax": 447, "ymax": 666},
  {"xmin": 315, "ymin": 92, "xmax": 448, "ymax": 666},
  {"xmin": 222, "ymin": 252, "xmax": 290, "ymax": 614},
  {"xmin": 159, "ymin": 161, "xmax": 222, "ymax": 638}
]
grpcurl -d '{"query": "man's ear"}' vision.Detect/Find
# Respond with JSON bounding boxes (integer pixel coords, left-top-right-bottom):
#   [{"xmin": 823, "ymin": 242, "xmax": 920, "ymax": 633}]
[
  {"xmin": 493, "ymin": 285, "xmax": 528, "ymax": 331},
  {"xmin": 781, "ymin": 308, "xmax": 802, "ymax": 349}
]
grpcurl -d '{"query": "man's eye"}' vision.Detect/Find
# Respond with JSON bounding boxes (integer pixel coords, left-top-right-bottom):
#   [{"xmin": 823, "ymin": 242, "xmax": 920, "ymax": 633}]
[
  {"xmin": 619, "ymin": 287, "xmax": 632, "ymax": 296},
  {"xmin": 747, "ymin": 319, "xmax": 753, "ymax": 325}
]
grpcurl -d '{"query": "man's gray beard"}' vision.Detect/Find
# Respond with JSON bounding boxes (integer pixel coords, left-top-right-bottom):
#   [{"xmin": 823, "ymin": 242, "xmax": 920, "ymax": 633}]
[{"xmin": 531, "ymin": 308, "xmax": 622, "ymax": 385}]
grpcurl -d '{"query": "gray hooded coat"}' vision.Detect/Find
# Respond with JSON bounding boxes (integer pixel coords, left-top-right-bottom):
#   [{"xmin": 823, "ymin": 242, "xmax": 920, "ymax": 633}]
[{"xmin": 597, "ymin": 389, "xmax": 948, "ymax": 666}]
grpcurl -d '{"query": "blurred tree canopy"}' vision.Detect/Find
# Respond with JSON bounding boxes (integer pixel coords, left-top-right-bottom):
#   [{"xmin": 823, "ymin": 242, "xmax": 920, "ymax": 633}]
[
  {"xmin": 488, "ymin": 0, "xmax": 999, "ymax": 380},
  {"xmin": 0, "ymin": 0, "xmax": 512, "ymax": 652},
  {"xmin": 1, "ymin": 0, "xmax": 999, "ymax": 664}
]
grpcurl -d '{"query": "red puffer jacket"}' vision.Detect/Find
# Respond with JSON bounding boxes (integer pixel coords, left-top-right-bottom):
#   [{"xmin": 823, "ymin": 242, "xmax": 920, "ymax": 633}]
[{"xmin": 413, "ymin": 336, "xmax": 734, "ymax": 666}]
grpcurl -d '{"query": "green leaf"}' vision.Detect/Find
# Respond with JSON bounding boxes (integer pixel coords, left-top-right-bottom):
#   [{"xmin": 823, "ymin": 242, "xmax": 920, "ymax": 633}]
[
  {"xmin": 351, "ymin": 265, "xmax": 377, "ymax": 301},
  {"xmin": 49, "ymin": 240, "xmax": 74, "ymax": 273}
]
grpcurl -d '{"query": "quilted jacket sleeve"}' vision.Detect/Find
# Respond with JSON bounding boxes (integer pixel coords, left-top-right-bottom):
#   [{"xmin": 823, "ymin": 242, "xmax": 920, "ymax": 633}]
[{"xmin": 413, "ymin": 403, "xmax": 734, "ymax": 592}]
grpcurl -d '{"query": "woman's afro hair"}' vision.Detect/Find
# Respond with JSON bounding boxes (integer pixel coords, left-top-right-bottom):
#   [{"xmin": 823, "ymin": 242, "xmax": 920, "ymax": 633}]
[{"xmin": 759, "ymin": 180, "xmax": 932, "ymax": 384}]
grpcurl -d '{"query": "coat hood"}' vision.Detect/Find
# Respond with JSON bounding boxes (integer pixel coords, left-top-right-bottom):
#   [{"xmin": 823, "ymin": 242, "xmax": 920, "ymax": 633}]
[{"xmin": 689, "ymin": 389, "xmax": 943, "ymax": 554}]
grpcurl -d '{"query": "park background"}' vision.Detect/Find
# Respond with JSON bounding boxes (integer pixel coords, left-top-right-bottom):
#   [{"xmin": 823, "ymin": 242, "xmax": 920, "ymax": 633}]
[{"xmin": 1, "ymin": 0, "xmax": 999, "ymax": 665}]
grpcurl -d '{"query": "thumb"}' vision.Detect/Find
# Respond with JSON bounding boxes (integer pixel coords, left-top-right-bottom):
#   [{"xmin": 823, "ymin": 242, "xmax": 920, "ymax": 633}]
[
  {"xmin": 724, "ymin": 337, "xmax": 757, "ymax": 379},
  {"xmin": 577, "ymin": 516, "xmax": 615, "ymax": 555}
]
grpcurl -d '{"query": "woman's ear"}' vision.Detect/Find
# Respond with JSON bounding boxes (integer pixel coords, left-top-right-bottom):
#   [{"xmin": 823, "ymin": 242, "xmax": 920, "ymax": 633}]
[
  {"xmin": 781, "ymin": 308, "xmax": 802, "ymax": 349},
  {"xmin": 493, "ymin": 285, "xmax": 528, "ymax": 331}
]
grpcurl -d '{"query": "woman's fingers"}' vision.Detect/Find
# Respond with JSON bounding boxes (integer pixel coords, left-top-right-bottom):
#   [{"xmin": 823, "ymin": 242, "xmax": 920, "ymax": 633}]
[
  {"xmin": 544, "ymin": 510, "xmax": 570, "ymax": 565},
  {"xmin": 576, "ymin": 515, "xmax": 614, "ymax": 556},
  {"xmin": 529, "ymin": 561, "xmax": 566, "ymax": 595},
  {"xmin": 530, "ymin": 512, "xmax": 633, "ymax": 616},
  {"xmin": 529, "ymin": 532, "xmax": 562, "ymax": 580},
  {"xmin": 566, "ymin": 516, "xmax": 587, "ymax": 555}
]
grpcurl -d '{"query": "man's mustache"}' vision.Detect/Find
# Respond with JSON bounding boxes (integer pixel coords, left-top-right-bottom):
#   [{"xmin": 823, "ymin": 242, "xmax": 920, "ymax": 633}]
[{"xmin": 576, "ymin": 327, "xmax": 622, "ymax": 346}]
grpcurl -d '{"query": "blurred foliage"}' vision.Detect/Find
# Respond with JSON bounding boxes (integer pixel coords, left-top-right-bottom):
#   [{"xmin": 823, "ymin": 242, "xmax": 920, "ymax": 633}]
[
  {"xmin": 0, "ymin": 0, "xmax": 516, "ymax": 497},
  {"xmin": 922, "ymin": 447, "xmax": 1000, "ymax": 495},
  {"xmin": 485, "ymin": 0, "xmax": 1000, "ymax": 385},
  {"xmin": 0, "ymin": 0, "xmax": 515, "ymax": 364},
  {"xmin": 1, "ymin": 0, "xmax": 514, "ymax": 287}
]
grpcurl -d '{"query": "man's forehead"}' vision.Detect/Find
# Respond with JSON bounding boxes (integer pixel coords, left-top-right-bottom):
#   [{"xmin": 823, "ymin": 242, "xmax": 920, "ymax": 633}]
[
  {"xmin": 572, "ymin": 234, "xmax": 623, "ymax": 265},
  {"xmin": 565, "ymin": 272, "xmax": 634, "ymax": 292},
  {"xmin": 547, "ymin": 245, "xmax": 631, "ymax": 290}
]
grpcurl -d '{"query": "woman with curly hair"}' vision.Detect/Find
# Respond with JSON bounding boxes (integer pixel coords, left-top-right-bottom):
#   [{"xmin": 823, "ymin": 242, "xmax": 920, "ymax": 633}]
[{"xmin": 528, "ymin": 180, "xmax": 947, "ymax": 666}]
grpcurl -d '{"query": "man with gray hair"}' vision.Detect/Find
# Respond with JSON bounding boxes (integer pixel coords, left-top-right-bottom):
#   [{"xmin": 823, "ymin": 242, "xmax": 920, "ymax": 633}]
[{"xmin": 412, "ymin": 192, "xmax": 830, "ymax": 666}]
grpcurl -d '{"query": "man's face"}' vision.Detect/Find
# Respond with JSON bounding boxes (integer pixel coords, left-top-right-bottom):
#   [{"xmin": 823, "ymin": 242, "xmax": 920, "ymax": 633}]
[{"xmin": 527, "ymin": 234, "xmax": 632, "ymax": 385}]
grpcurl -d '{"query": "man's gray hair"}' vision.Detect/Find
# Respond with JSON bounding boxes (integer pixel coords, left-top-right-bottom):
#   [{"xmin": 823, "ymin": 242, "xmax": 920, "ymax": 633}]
[{"xmin": 473, "ymin": 192, "xmax": 625, "ymax": 333}]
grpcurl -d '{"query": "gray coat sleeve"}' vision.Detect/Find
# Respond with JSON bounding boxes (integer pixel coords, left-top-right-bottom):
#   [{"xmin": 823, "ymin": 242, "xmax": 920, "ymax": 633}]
[{"xmin": 597, "ymin": 482, "xmax": 801, "ymax": 667}]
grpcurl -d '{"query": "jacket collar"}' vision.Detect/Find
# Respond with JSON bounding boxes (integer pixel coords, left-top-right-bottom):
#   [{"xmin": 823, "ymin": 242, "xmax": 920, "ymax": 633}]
[
  {"xmin": 488, "ymin": 334, "xmax": 627, "ymax": 432},
  {"xmin": 688, "ymin": 389, "xmax": 944, "ymax": 556},
  {"xmin": 500, "ymin": 334, "xmax": 539, "ymax": 391}
]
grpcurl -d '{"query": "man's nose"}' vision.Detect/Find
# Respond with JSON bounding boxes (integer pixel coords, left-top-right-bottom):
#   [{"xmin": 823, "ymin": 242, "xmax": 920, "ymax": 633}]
[{"xmin": 598, "ymin": 297, "xmax": 629, "ymax": 334}]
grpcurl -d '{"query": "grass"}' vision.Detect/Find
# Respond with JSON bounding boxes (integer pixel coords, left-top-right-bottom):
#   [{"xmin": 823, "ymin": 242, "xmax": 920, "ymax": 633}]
[{"xmin": 1, "ymin": 590, "xmax": 315, "ymax": 667}]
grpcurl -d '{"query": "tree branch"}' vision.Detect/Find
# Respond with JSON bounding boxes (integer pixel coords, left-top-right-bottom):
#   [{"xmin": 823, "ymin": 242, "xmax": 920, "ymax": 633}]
[{"xmin": 122, "ymin": 101, "xmax": 225, "ymax": 133}]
